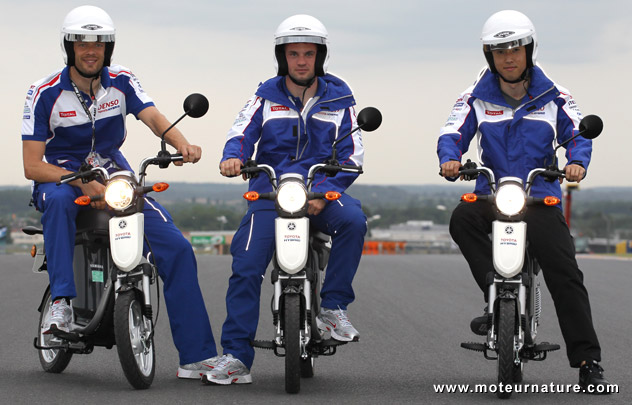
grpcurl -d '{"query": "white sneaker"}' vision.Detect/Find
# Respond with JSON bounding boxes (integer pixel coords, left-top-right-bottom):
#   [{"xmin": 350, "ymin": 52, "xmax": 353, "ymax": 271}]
[
  {"xmin": 43, "ymin": 299, "xmax": 73, "ymax": 333},
  {"xmin": 177, "ymin": 356, "xmax": 220, "ymax": 379},
  {"xmin": 317, "ymin": 306, "xmax": 360, "ymax": 342},
  {"xmin": 202, "ymin": 354, "xmax": 252, "ymax": 385}
]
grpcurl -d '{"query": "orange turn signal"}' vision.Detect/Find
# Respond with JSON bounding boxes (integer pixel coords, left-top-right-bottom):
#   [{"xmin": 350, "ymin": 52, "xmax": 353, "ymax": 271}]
[
  {"xmin": 152, "ymin": 182, "xmax": 169, "ymax": 192},
  {"xmin": 243, "ymin": 191, "xmax": 260, "ymax": 201},
  {"xmin": 543, "ymin": 196, "xmax": 561, "ymax": 206},
  {"xmin": 461, "ymin": 193, "xmax": 478, "ymax": 203},
  {"xmin": 74, "ymin": 195, "xmax": 92, "ymax": 206},
  {"xmin": 324, "ymin": 191, "xmax": 342, "ymax": 201},
  {"xmin": 30, "ymin": 244, "xmax": 37, "ymax": 258}
]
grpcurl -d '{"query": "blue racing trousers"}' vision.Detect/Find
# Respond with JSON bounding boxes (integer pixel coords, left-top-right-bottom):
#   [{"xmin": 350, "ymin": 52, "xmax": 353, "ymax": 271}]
[
  {"xmin": 33, "ymin": 181, "xmax": 217, "ymax": 365},
  {"xmin": 220, "ymin": 193, "xmax": 367, "ymax": 369}
]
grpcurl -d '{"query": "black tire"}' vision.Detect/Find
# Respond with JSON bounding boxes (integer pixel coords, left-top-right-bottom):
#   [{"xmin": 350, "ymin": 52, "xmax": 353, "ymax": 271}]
[
  {"xmin": 301, "ymin": 283, "xmax": 319, "ymax": 379},
  {"xmin": 284, "ymin": 294, "xmax": 301, "ymax": 394},
  {"xmin": 38, "ymin": 290, "xmax": 73, "ymax": 373},
  {"xmin": 496, "ymin": 299, "xmax": 516, "ymax": 399},
  {"xmin": 114, "ymin": 290, "xmax": 155, "ymax": 389}
]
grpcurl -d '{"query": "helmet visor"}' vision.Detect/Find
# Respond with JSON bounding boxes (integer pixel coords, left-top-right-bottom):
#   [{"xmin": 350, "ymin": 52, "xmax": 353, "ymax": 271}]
[
  {"xmin": 65, "ymin": 33, "xmax": 115, "ymax": 43},
  {"xmin": 275, "ymin": 35, "xmax": 326, "ymax": 46},
  {"xmin": 484, "ymin": 36, "xmax": 532, "ymax": 52}
]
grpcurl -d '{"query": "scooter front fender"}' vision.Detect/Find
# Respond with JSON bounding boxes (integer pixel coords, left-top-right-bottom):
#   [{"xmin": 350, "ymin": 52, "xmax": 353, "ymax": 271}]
[{"xmin": 109, "ymin": 213, "xmax": 144, "ymax": 272}]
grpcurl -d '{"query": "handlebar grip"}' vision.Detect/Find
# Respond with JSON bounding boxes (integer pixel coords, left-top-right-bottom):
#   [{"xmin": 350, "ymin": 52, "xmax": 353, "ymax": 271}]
[
  {"xmin": 541, "ymin": 169, "xmax": 565, "ymax": 182},
  {"xmin": 240, "ymin": 166, "xmax": 260, "ymax": 179},
  {"xmin": 60, "ymin": 172, "xmax": 76, "ymax": 182},
  {"xmin": 458, "ymin": 169, "xmax": 479, "ymax": 181}
]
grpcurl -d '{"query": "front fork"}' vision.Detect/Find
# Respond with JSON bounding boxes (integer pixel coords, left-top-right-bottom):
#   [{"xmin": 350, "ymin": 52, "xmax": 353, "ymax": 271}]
[
  {"xmin": 487, "ymin": 277, "xmax": 526, "ymax": 364},
  {"xmin": 114, "ymin": 260, "xmax": 155, "ymax": 353},
  {"xmin": 273, "ymin": 276, "xmax": 312, "ymax": 360}
]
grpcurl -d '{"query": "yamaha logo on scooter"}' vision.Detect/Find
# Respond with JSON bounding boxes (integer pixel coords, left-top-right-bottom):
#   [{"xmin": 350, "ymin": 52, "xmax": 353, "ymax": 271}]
[
  {"xmin": 287, "ymin": 222, "xmax": 296, "ymax": 230},
  {"xmin": 504, "ymin": 226, "xmax": 513, "ymax": 234},
  {"xmin": 118, "ymin": 220, "xmax": 127, "ymax": 229}
]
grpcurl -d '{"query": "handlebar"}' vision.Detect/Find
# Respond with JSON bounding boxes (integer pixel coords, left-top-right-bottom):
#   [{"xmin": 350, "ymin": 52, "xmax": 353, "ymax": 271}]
[
  {"xmin": 138, "ymin": 152, "xmax": 183, "ymax": 179},
  {"xmin": 239, "ymin": 160, "xmax": 362, "ymax": 191},
  {"xmin": 57, "ymin": 152, "xmax": 185, "ymax": 187},
  {"xmin": 455, "ymin": 160, "xmax": 567, "ymax": 195},
  {"xmin": 56, "ymin": 166, "xmax": 108, "ymax": 186}
]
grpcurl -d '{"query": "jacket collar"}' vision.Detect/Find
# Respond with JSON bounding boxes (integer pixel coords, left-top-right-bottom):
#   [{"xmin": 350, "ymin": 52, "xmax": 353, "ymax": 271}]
[
  {"xmin": 472, "ymin": 66, "xmax": 557, "ymax": 107},
  {"xmin": 255, "ymin": 74, "xmax": 355, "ymax": 111},
  {"xmin": 59, "ymin": 66, "xmax": 111, "ymax": 92}
]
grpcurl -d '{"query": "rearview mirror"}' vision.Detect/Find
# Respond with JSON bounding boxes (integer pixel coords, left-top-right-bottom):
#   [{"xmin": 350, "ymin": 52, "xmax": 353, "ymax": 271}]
[
  {"xmin": 578, "ymin": 115, "xmax": 603, "ymax": 140},
  {"xmin": 357, "ymin": 107, "xmax": 382, "ymax": 132},
  {"xmin": 183, "ymin": 93, "xmax": 209, "ymax": 118}
]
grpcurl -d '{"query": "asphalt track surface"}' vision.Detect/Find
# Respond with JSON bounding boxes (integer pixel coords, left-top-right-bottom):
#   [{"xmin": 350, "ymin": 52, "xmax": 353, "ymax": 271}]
[{"xmin": 0, "ymin": 253, "xmax": 629, "ymax": 404}]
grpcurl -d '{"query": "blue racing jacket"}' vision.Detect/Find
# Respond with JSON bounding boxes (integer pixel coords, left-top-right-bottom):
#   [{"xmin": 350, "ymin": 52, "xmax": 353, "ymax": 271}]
[
  {"xmin": 437, "ymin": 66, "xmax": 592, "ymax": 201},
  {"xmin": 221, "ymin": 74, "xmax": 363, "ymax": 203}
]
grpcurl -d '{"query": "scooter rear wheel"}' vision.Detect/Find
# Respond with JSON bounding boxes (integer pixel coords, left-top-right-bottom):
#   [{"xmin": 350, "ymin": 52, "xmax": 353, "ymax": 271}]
[
  {"xmin": 284, "ymin": 294, "xmax": 301, "ymax": 394},
  {"xmin": 38, "ymin": 290, "xmax": 73, "ymax": 373},
  {"xmin": 114, "ymin": 290, "xmax": 155, "ymax": 389}
]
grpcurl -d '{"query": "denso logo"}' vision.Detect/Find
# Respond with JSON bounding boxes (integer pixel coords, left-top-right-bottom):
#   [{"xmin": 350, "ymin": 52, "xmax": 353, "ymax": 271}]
[
  {"xmin": 271, "ymin": 105, "xmax": 290, "ymax": 112},
  {"xmin": 59, "ymin": 111, "xmax": 77, "ymax": 118},
  {"xmin": 99, "ymin": 99, "xmax": 119, "ymax": 111},
  {"xmin": 485, "ymin": 110, "xmax": 504, "ymax": 116}
]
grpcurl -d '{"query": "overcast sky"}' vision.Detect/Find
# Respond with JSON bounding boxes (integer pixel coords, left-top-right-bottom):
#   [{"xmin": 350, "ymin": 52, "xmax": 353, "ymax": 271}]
[{"xmin": 3, "ymin": 0, "xmax": 631, "ymax": 189}]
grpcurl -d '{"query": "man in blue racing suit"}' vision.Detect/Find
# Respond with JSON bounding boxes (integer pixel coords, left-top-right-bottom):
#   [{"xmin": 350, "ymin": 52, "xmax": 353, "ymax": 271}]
[
  {"xmin": 21, "ymin": 6, "xmax": 218, "ymax": 378},
  {"xmin": 437, "ymin": 10, "xmax": 611, "ymax": 393},
  {"xmin": 207, "ymin": 14, "xmax": 367, "ymax": 385}
]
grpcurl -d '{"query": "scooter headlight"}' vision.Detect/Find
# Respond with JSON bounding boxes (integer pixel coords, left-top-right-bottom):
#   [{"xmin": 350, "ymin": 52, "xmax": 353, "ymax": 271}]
[
  {"xmin": 495, "ymin": 179, "xmax": 526, "ymax": 217},
  {"xmin": 276, "ymin": 179, "xmax": 307, "ymax": 215},
  {"xmin": 105, "ymin": 178, "xmax": 135, "ymax": 211}
]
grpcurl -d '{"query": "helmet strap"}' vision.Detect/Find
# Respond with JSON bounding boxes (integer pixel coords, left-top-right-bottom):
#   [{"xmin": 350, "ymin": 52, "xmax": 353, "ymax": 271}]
[
  {"xmin": 498, "ymin": 67, "xmax": 530, "ymax": 84},
  {"xmin": 75, "ymin": 66, "xmax": 102, "ymax": 79},
  {"xmin": 288, "ymin": 74, "xmax": 316, "ymax": 88}
]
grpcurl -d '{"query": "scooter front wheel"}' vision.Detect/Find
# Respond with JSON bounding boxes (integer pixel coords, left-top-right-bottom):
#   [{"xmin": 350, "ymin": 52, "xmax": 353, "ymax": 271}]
[
  {"xmin": 37, "ymin": 290, "xmax": 73, "ymax": 373},
  {"xmin": 496, "ymin": 299, "xmax": 517, "ymax": 399},
  {"xmin": 284, "ymin": 294, "xmax": 301, "ymax": 394},
  {"xmin": 114, "ymin": 290, "xmax": 155, "ymax": 389}
]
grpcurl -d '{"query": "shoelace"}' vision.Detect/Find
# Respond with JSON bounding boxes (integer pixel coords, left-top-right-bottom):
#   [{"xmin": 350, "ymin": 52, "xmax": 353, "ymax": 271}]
[
  {"xmin": 50, "ymin": 302, "xmax": 70, "ymax": 321},
  {"xmin": 333, "ymin": 306, "xmax": 352, "ymax": 327},
  {"xmin": 584, "ymin": 362, "xmax": 604, "ymax": 376},
  {"xmin": 215, "ymin": 355, "xmax": 234, "ymax": 370}
]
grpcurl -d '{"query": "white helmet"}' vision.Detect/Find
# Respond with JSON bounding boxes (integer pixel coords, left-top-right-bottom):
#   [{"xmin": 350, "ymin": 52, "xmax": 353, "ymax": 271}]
[
  {"xmin": 273, "ymin": 14, "xmax": 329, "ymax": 77},
  {"xmin": 61, "ymin": 5, "xmax": 116, "ymax": 67},
  {"xmin": 481, "ymin": 10, "xmax": 537, "ymax": 77}
]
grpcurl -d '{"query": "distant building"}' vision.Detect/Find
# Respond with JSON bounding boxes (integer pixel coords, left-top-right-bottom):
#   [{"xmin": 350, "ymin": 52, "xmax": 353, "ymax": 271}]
[{"xmin": 370, "ymin": 220, "xmax": 457, "ymax": 253}]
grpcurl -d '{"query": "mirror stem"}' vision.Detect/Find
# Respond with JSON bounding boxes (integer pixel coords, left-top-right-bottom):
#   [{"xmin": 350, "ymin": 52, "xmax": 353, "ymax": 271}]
[{"xmin": 160, "ymin": 112, "xmax": 188, "ymax": 150}]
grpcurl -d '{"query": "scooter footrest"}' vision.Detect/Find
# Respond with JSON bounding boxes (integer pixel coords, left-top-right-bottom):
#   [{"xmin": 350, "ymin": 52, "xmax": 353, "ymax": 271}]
[
  {"xmin": 46, "ymin": 325, "xmax": 81, "ymax": 343},
  {"xmin": 533, "ymin": 342, "xmax": 560, "ymax": 353},
  {"xmin": 460, "ymin": 342, "xmax": 487, "ymax": 352},
  {"xmin": 318, "ymin": 338, "xmax": 348, "ymax": 348},
  {"xmin": 251, "ymin": 340, "xmax": 276, "ymax": 350}
]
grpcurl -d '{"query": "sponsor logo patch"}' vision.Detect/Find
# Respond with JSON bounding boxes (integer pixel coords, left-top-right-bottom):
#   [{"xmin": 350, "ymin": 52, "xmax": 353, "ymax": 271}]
[
  {"xmin": 59, "ymin": 111, "xmax": 77, "ymax": 118},
  {"xmin": 494, "ymin": 31, "xmax": 515, "ymax": 38},
  {"xmin": 485, "ymin": 110, "xmax": 503, "ymax": 116},
  {"xmin": 271, "ymin": 105, "xmax": 290, "ymax": 112},
  {"xmin": 81, "ymin": 24, "xmax": 103, "ymax": 30},
  {"xmin": 98, "ymin": 99, "xmax": 120, "ymax": 113}
]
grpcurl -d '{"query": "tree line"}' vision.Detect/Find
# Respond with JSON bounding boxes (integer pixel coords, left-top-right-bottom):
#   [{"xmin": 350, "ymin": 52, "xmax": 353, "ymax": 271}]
[{"xmin": 1, "ymin": 187, "xmax": 630, "ymax": 240}]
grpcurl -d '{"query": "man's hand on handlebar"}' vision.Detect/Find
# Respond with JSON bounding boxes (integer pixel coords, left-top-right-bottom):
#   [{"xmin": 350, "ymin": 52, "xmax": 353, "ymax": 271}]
[
  {"xmin": 220, "ymin": 158, "xmax": 247, "ymax": 180},
  {"xmin": 78, "ymin": 180, "xmax": 106, "ymax": 210},
  {"xmin": 440, "ymin": 161, "xmax": 463, "ymax": 179},
  {"xmin": 563, "ymin": 164, "xmax": 586, "ymax": 184},
  {"xmin": 175, "ymin": 143, "xmax": 202, "ymax": 166}
]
